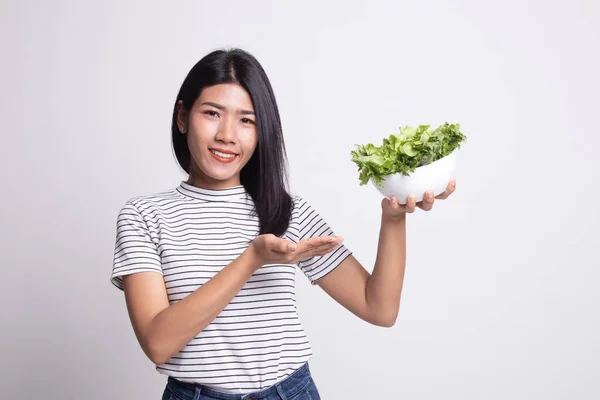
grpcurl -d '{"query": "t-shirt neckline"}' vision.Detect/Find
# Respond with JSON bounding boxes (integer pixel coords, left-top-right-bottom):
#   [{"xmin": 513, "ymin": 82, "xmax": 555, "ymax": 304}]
[{"xmin": 176, "ymin": 181, "xmax": 248, "ymax": 202}]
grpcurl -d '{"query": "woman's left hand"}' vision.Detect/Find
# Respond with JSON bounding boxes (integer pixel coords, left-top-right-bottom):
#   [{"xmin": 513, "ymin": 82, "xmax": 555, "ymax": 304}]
[{"xmin": 381, "ymin": 179, "xmax": 457, "ymax": 219}]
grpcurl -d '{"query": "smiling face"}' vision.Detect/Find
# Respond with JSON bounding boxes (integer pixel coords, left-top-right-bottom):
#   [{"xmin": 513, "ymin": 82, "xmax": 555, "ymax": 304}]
[{"xmin": 177, "ymin": 83, "xmax": 258, "ymax": 189}]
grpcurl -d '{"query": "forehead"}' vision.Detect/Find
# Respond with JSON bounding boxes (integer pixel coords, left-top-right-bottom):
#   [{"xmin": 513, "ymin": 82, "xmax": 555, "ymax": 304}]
[{"xmin": 197, "ymin": 83, "xmax": 254, "ymax": 110}]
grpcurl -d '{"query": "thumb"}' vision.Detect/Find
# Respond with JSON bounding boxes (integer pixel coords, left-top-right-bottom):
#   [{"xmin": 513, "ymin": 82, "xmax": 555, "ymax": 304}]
[
  {"xmin": 286, "ymin": 240, "xmax": 297, "ymax": 252},
  {"xmin": 273, "ymin": 238, "xmax": 296, "ymax": 253}
]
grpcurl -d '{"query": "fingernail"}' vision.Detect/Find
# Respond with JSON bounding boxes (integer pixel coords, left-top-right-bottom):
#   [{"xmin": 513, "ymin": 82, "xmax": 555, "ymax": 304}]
[{"xmin": 288, "ymin": 243, "xmax": 296, "ymax": 251}]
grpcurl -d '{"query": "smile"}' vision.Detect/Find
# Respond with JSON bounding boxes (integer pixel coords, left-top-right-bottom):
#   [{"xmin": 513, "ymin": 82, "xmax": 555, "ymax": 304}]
[{"xmin": 209, "ymin": 149, "xmax": 239, "ymax": 163}]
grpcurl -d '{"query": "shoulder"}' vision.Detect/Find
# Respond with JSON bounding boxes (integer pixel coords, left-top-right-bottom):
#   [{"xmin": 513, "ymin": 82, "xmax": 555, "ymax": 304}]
[
  {"xmin": 290, "ymin": 193, "xmax": 305, "ymax": 207},
  {"xmin": 289, "ymin": 192, "xmax": 323, "ymax": 224},
  {"xmin": 289, "ymin": 193, "xmax": 311, "ymax": 213},
  {"xmin": 117, "ymin": 188, "xmax": 181, "ymax": 217}
]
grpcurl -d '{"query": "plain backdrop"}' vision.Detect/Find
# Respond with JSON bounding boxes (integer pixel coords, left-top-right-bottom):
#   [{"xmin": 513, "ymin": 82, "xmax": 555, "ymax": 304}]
[{"xmin": 2, "ymin": 0, "xmax": 599, "ymax": 399}]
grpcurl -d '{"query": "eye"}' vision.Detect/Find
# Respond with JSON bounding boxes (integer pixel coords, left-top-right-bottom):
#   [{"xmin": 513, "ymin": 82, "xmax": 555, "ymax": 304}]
[
  {"xmin": 241, "ymin": 118, "xmax": 255, "ymax": 125},
  {"xmin": 203, "ymin": 110, "xmax": 220, "ymax": 118}
]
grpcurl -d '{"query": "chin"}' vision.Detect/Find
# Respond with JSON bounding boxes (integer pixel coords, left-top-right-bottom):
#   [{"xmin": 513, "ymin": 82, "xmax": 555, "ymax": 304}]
[
  {"xmin": 210, "ymin": 174, "xmax": 239, "ymax": 183},
  {"xmin": 193, "ymin": 156, "xmax": 246, "ymax": 185},
  {"xmin": 201, "ymin": 167, "xmax": 241, "ymax": 184}
]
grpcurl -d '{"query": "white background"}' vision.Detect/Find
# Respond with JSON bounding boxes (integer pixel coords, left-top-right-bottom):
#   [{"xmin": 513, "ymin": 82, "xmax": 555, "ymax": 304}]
[{"xmin": 2, "ymin": 0, "xmax": 599, "ymax": 398}]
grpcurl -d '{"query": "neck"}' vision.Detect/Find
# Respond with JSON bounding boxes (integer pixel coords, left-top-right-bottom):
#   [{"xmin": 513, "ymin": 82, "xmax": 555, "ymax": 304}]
[{"xmin": 187, "ymin": 166, "xmax": 241, "ymax": 190}]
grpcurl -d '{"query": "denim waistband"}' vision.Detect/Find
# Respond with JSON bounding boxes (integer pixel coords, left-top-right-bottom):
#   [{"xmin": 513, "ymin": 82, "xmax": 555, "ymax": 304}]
[{"xmin": 167, "ymin": 363, "xmax": 312, "ymax": 400}]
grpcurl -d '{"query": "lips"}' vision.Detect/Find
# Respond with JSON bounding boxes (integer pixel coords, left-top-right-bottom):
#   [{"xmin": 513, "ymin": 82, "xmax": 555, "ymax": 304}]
[
  {"xmin": 210, "ymin": 148, "xmax": 238, "ymax": 155},
  {"xmin": 209, "ymin": 148, "xmax": 239, "ymax": 163}
]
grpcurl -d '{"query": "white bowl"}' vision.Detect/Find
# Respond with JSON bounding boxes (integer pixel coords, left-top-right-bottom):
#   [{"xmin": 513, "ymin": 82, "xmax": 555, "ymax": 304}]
[{"xmin": 371, "ymin": 150, "xmax": 457, "ymax": 204}]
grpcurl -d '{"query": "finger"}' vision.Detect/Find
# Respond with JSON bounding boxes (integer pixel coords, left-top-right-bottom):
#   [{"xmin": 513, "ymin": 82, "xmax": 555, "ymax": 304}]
[
  {"xmin": 392, "ymin": 195, "xmax": 408, "ymax": 211},
  {"xmin": 313, "ymin": 240, "xmax": 343, "ymax": 256},
  {"xmin": 418, "ymin": 190, "xmax": 435, "ymax": 211},
  {"xmin": 272, "ymin": 238, "xmax": 296, "ymax": 253},
  {"xmin": 436, "ymin": 179, "xmax": 456, "ymax": 199},
  {"xmin": 295, "ymin": 243, "xmax": 317, "ymax": 260},
  {"xmin": 305, "ymin": 236, "xmax": 342, "ymax": 253},
  {"xmin": 405, "ymin": 195, "xmax": 417, "ymax": 213},
  {"xmin": 383, "ymin": 196, "xmax": 406, "ymax": 212},
  {"xmin": 298, "ymin": 236, "xmax": 343, "ymax": 259},
  {"xmin": 303, "ymin": 236, "xmax": 340, "ymax": 248},
  {"xmin": 302, "ymin": 240, "xmax": 342, "ymax": 259}
]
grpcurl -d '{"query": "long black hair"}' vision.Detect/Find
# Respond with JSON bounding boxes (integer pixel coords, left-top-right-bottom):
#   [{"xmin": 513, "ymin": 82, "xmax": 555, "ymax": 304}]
[{"xmin": 171, "ymin": 48, "xmax": 293, "ymax": 237}]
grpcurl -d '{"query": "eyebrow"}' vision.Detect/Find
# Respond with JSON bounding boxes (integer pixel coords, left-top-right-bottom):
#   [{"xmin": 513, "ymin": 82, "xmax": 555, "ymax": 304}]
[{"xmin": 201, "ymin": 102, "xmax": 255, "ymax": 115}]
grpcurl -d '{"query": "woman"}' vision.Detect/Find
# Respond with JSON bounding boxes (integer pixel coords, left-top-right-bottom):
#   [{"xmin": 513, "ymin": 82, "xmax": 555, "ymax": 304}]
[{"xmin": 111, "ymin": 48, "xmax": 455, "ymax": 400}]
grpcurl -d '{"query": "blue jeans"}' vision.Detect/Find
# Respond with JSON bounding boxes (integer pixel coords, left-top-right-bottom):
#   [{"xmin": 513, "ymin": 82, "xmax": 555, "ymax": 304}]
[{"xmin": 162, "ymin": 363, "xmax": 321, "ymax": 400}]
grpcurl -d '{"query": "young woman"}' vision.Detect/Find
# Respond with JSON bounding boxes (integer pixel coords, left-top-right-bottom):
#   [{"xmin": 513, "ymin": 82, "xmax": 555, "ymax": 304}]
[{"xmin": 111, "ymin": 48, "xmax": 455, "ymax": 400}]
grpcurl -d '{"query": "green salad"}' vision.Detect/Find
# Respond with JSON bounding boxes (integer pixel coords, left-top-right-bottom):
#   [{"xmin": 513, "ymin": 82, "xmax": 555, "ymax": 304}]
[{"xmin": 350, "ymin": 122, "xmax": 467, "ymax": 186}]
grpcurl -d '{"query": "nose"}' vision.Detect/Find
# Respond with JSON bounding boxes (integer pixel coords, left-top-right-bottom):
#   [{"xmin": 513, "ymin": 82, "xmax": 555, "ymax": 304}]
[{"xmin": 215, "ymin": 116, "xmax": 236, "ymax": 144}]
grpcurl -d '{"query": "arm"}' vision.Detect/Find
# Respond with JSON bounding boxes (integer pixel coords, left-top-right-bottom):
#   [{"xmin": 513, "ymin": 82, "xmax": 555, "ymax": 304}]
[
  {"xmin": 122, "ymin": 234, "xmax": 340, "ymax": 365},
  {"xmin": 317, "ymin": 212, "xmax": 406, "ymax": 327},
  {"xmin": 317, "ymin": 182, "xmax": 456, "ymax": 327},
  {"xmin": 123, "ymin": 247, "xmax": 261, "ymax": 365}
]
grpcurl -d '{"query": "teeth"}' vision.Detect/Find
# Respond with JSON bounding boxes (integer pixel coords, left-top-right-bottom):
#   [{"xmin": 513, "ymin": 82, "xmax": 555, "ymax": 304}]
[{"xmin": 211, "ymin": 150, "xmax": 237, "ymax": 159}]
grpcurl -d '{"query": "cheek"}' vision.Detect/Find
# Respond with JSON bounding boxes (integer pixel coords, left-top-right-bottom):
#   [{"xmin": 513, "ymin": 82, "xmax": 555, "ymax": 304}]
[
  {"xmin": 241, "ymin": 130, "xmax": 258, "ymax": 154},
  {"xmin": 187, "ymin": 118, "xmax": 217, "ymax": 146}
]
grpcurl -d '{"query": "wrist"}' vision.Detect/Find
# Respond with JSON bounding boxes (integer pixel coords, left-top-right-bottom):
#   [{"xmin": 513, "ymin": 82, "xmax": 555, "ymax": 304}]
[
  {"xmin": 382, "ymin": 211, "xmax": 407, "ymax": 225},
  {"xmin": 244, "ymin": 243, "xmax": 264, "ymax": 272}
]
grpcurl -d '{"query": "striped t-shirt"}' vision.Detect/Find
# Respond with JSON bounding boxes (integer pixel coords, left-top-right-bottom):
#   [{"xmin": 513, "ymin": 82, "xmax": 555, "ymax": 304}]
[{"xmin": 110, "ymin": 181, "xmax": 352, "ymax": 393}]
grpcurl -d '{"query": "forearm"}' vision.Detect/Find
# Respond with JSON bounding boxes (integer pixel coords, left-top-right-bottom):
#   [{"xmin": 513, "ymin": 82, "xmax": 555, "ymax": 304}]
[
  {"xmin": 365, "ymin": 212, "xmax": 407, "ymax": 326},
  {"xmin": 146, "ymin": 246, "xmax": 261, "ymax": 364}
]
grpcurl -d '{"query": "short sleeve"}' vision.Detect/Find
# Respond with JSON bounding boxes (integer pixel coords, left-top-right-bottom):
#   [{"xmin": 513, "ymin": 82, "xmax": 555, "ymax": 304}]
[
  {"xmin": 293, "ymin": 196, "xmax": 352, "ymax": 285},
  {"xmin": 110, "ymin": 201, "xmax": 163, "ymax": 290}
]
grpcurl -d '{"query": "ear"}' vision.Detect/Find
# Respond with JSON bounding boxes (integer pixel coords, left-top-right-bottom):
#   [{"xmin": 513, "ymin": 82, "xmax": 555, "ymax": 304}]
[{"xmin": 176, "ymin": 100, "xmax": 188, "ymax": 134}]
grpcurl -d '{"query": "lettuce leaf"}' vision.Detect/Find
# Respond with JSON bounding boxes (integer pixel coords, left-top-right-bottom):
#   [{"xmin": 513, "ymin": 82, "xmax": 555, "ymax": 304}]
[{"xmin": 350, "ymin": 122, "xmax": 467, "ymax": 186}]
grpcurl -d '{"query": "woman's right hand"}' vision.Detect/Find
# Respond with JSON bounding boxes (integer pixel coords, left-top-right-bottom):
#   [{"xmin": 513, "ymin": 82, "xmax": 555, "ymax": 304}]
[{"xmin": 248, "ymin": 234, "xmax": 343, "ymax": 269}]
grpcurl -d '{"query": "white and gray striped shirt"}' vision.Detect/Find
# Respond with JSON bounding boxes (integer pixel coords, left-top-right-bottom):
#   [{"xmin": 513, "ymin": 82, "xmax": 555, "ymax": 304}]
[{"xmin": 111, "ymin": 181, "xmax": 352, "ymax": 393}]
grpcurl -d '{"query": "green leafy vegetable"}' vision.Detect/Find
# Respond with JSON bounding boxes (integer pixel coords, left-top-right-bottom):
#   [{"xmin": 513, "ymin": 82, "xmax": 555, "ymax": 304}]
[{"xmin": 350, "ymin": 122, "xmax": 467, "ymax": 186}]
